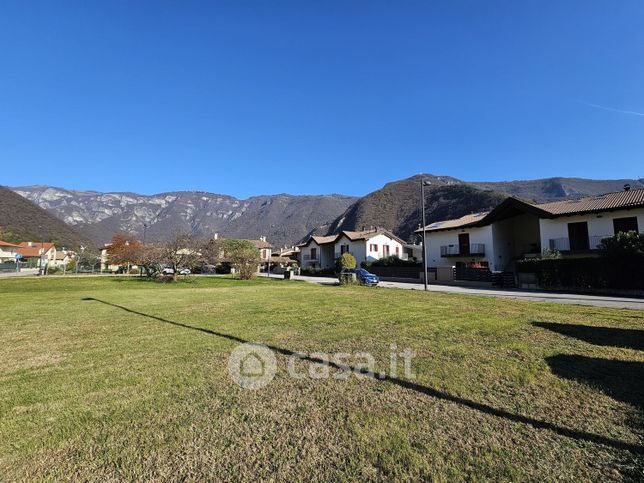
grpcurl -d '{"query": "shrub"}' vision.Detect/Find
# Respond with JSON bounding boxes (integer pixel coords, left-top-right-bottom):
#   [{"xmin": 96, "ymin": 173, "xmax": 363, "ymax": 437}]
[
  {"xmin": 599, "ymin": 231, "xmax": 644, "ymax": 258},
  {"xmin": 517, "ymin": 255, "xmax": 644, "ymax": 290},
  {"xmin": 337, "ymin": 252, "xmax": 356, "ymax": 271},
  {"xmin": 221, "ymin": 240, "xmax": 261, "ymax": 280},
  {"xmin": 369, "ymin": 255, "xmax": 421, "ymax": 267}
]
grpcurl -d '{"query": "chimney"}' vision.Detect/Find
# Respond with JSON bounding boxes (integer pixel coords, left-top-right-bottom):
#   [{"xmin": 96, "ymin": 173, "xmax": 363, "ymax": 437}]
[
  {"xmin": 213, "ymin": 233, "xmax": 218, "ymax": 240},
  {"xmin": 260, "ymin": 236, "xmax": 266, "ymax": 242},
  {"xmin": 28, "ymin": 241, "xmax": 33, "ymax": 247},
  {"xmin": 624, "ymin": 183, "xmax": 631, "ymax": 192}
]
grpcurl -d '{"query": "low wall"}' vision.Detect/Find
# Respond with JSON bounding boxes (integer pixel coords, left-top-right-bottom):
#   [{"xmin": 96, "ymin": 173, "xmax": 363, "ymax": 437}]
[{"xmin": 368, "ymin": 266, "xmax": 424, "ymax": 280}]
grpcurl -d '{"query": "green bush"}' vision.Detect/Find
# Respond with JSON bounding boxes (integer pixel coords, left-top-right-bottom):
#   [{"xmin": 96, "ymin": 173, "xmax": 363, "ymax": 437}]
[
  {"xmin": 517, "ymin": 255, "xmax": 644, "ymax": 290},
  {"xmin": 599, "ymin": 231, "xmax": 644, "ymax": 258},
  {"xmin": 336, "ymin": 252, "xmax": 356, "ymax": 272},
  {"xmin": 369, "ymin": 255, "xmax": 421, "ymax": 267}
]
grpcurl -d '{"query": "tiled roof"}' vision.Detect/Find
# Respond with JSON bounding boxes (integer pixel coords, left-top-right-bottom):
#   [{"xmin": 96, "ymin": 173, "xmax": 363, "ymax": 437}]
[
  {"xmin": 0, "ymin": 240, "xmax": 19, "ymax": 247},
  {"xmin": 16, "ymin": 242, "xmax": 55, "ymax": 257},
  {"xmin": 246, "ymin": 239, "xmax": 273, "ymax": 249},
  {"xmin": 417, "ymin": 188, "xmax": 644, "ymax": 233},
  {"xmin": 536, "ymin": 188, "xmax": 644, "ymax": 215},
  {"xmin": 341, "ymin": 228, "xmax": 405, "ymax": 244},
  {"xmin": 310, "ymin": 235, "xmax": 338, "ymax": 245},
  {"xmin": 419, "ymin": 212, "xmax": 489, "ymax": 232}
]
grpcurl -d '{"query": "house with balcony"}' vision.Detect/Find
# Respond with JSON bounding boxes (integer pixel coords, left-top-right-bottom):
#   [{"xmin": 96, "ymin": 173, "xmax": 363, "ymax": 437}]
[
  {"xmin": 417, "ymin": 187, "xmax": 644, "ymax": 277},
  {"xmin": 298, "ymin": 235, "xmax": 338, "ymax": 269},
  {"xmin": 298, "ymin": 228, "xmax": 406, "ymax": 270}
]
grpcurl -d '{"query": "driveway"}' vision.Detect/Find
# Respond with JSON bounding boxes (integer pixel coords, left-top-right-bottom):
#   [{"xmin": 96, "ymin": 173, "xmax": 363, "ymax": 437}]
[{"xmin": 286, "ymin": 274, "xmax": 644, "ymax": 310}]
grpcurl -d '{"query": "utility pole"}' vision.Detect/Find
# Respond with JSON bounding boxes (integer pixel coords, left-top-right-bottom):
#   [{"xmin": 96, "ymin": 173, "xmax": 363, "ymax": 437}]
[
  {"xmin": 39, "ymin": 238, "xmax": 44, "ymax": 276},
  {"xmin": 420, "ymin": 179, "xmax": 431, "ymax": 291}
]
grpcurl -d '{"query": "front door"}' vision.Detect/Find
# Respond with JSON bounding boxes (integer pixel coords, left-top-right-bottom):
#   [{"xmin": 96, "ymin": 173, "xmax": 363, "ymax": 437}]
[
  {"xmin": 568, "ymin": 222, "xmax": 589, "ymax": 251},
  {"xmin": 458, "ymin": 233, "xmax": 470, "ymax": 256}
]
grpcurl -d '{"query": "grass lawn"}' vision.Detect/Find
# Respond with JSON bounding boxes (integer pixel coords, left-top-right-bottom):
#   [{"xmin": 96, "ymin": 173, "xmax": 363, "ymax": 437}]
[{"xmin": 0, "ymin": 276, "xmax": 642, "ymax": 481}]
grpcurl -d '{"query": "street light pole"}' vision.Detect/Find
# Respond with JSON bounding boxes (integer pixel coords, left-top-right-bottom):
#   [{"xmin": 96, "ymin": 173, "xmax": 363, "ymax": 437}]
[
  {"xmin": 420, "ymin": 179, "xmax": 431, "ymax": 291},
  {"xmin": 39, "ymin": 237, "xmax": 44, "ymax": 276}
]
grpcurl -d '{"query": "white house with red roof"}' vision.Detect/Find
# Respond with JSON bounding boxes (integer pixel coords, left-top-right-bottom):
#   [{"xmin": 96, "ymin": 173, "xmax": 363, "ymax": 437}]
[{"xmin": 16, "ymin": 242, "xmax": 57, "ymax": 266}]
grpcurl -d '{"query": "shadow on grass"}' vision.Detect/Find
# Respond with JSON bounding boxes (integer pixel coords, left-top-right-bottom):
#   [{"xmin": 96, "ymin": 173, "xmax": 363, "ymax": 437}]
[
  {"xmin": 82, "ymin": 297, "xmax": 644, "ymax": 455},
  {"xmin": 533, "ymin": 322, "xmax": 644, "ymax": 351},
  {"xmin": 546, "ymin": 355, "xmax": 644, "ymax": 410}
]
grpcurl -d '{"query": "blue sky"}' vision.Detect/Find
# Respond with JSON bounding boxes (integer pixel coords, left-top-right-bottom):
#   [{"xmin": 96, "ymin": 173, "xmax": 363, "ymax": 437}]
[{"xmin": 1, "ymin": 1, "xmax": 643, "ymax": 198}]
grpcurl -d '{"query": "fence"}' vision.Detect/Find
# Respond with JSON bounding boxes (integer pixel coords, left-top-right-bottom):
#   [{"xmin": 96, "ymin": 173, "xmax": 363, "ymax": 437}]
[
  {"xmin": 454, "ymin": 267, "xmax": 493, "ymax": 282},
  {"xmin": 0, "ymin": 262, "xmax": 18, "ymax": 272},
  {"xmin": 368, "ymin": 265, "xmax": 424, "ymax": 280},
  {"xmin": 517, "ymin": 256, "xmax": 644, "ymax": 290}
]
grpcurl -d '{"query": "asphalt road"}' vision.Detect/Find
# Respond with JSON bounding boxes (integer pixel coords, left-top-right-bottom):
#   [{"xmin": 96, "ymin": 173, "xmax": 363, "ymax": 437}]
[{"xmin": 287, "ymin": 274, "xmax": 644, "ymax": 310}]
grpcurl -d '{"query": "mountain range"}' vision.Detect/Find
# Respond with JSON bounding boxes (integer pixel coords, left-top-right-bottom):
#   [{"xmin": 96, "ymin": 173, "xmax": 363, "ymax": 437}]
[
  {"xmin": 10, "ymin": 175, "xmax": 644, "ymax": 248},
  {"xmin": 0, "ymin": 186, "xmax": 94, "ymax": 249}
]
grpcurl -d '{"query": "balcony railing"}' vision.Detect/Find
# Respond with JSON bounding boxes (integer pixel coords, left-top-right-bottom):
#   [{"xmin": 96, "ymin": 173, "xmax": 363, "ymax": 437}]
[
  {"xmin": 549, "ymin": 235, "xmax": 611, "ymax": 252},
  {"xmin": 440, "ymin": 243, "xmax": 485, "ymax": 257},
  {"xmin": 548, "ymin": 238, "xmax": 570, "ymax": 251},
  {"xmin": 302, "ymin": 254, "xmax": 320, "ymax": 262},
  {"xmin": 589, "ymin": 235, "xmax": 611, "ymax": 250}
]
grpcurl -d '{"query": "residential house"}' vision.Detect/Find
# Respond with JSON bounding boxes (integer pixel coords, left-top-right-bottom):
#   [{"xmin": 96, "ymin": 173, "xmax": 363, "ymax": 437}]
[
  {"xmin": 271, "ymin": 246, "xmax": 300, "ymax": 266},
  {"xmin": 0, "ymin": 241, "xmax": 20, "ymax": 263},
  {"xmin": 99, "ymin": 244, "xmax": 121, "ymax": 272},
  {"xmin": 298, "ymin": 228, "xmax": 406, "ymax": 269},
  {"xmin": 298, "ymin": 235, "xmax": 339, "ymax": 269},
  {"xmin": 246, "ymin": 237, "xmax": 273, "ymax": 262},
  {"xmin": 52, "ymin": 250, "xmax": 73, "ymax": 268},
  {"xmin": 417, "ymin": 187, "xmax": 644, "ymax": 276},
  {"xmin": 334, "ymin": 228, "xmax": 405, "ymax": 266},
  {"xmin": 16, "ymin": 242, "xmax": 57, "ymax": 268}
]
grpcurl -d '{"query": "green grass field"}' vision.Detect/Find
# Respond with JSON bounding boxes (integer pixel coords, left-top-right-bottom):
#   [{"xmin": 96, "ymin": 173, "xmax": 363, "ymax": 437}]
[{"xmin": 0, "ymin": 276, "xmax": 642, "ymax": 481}]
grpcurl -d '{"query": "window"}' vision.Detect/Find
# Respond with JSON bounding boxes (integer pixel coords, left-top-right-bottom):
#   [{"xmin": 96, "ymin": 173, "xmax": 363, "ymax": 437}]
[
  {"xmin": 567, "ymin": 222, "xmax": 589, "ymax": 251},
  {"xmin": 383, "ymin": 245, "xmax": 390, "ymax": 257},
  {"xmin": 370, "ymin": 244, "xmax": 378, "ymax": 252},
  {"xmin": 310, "ymin": 248, "xmax": 317, "ymax": 259},
  {"xmin": 613, "ymin": 216, "xmax": 638, "ymax": 234},
  {"xmin": 340, "ymin": 244, "xmax": 349, "ymax": 254},
  {"xmin": 395, "ymin": 246, "xmax": 400, "ymax": 256}
]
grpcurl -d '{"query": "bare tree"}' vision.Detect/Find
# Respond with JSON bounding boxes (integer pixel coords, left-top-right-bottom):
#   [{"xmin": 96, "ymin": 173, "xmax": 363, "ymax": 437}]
[{"xmin": 159, "ymin": 232, "xmax": 201, "ymax": 281}]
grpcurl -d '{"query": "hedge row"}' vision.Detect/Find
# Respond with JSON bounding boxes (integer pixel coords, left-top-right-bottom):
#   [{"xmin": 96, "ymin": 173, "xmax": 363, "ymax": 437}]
[{"xmin": 517, "ymin": 256, "xmax": 644, "ymax": 290}]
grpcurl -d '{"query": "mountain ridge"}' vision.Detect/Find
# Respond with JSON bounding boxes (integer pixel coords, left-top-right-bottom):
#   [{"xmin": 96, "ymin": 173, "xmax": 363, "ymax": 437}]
[
  {"xmin": 0, "ymin": 186, "xmax": 94, "ymax": 249},
  {"xmin": 12, "ymin": 174, "xmax": 644, "ymax": 247}
]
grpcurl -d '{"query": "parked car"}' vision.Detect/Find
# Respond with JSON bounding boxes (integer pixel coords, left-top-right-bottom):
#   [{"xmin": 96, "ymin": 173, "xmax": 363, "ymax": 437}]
[
  {"xmin": 340, "ymin": 268, "xmax": 379, "ymax": 286},
  {"xmin": 161, "ymin": 267, "xmax": 191, "ymax": 276}
]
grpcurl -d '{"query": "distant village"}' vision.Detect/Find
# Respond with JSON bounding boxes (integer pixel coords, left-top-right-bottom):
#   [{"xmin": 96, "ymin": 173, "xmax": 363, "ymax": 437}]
[{"xmin": 1, "ymin": 186, "xmax": 643, "ymax": 290}]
